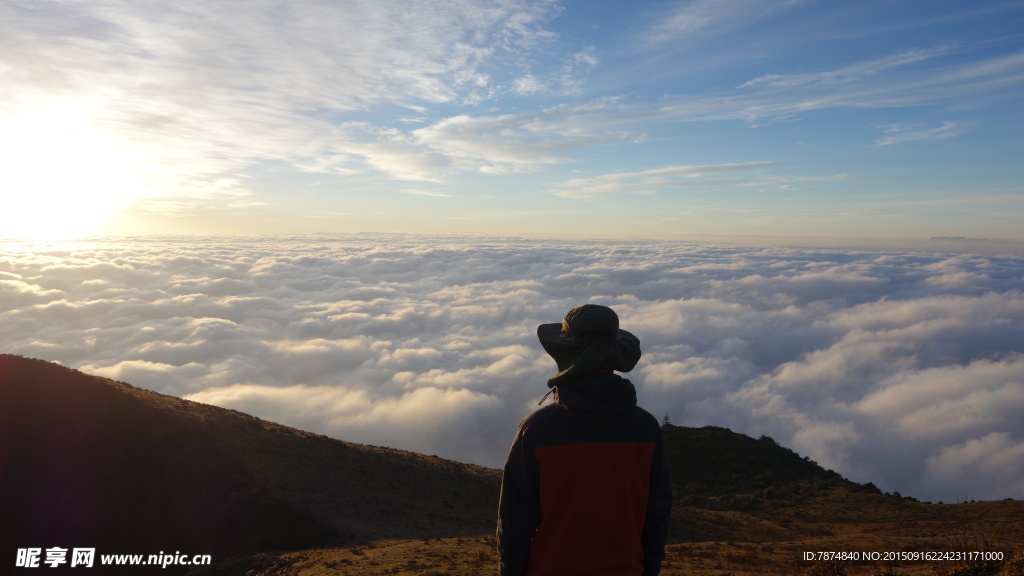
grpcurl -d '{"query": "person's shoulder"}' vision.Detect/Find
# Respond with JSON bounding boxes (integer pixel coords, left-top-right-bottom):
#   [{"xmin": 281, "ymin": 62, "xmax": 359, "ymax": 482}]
[
  {"xmin": 631, "ymin": 405, "xmax": 664, "ymax": 434},
  {"xmin": 519, "ymin": 403, "xmax": 560, "ymax": 428},
  {"xmin": 514, "ymin": 403, "xmax": 569, "ymax": 444},
  {"xmin": 633, "ymin": 405, "xmax": 659, "ymax": 423}
]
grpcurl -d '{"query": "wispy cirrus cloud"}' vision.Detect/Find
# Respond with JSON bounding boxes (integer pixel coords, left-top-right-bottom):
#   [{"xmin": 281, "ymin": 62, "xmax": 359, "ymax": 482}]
[
  {"xmin": 401, "ymin": 189, "xmax": 453, "ymax": 198},
  {"xmin": 658, "ymin": 49, "xmax": 1024, "ymax": 124},
  {"xmin": 316, "ymin": 40, "xmax": 1017, "ymax": 181},
  {"xmin": 408, "ymin": 102, "xmax": 637, "ymax": 176},
  {"xmin": 740, "ymin": 48, "xmax": 950, "ymax": 89},
  {"xmin": 511, "ymin": 48, "xmax": 599, "ymax": 95},
  {"xmin": 282, "ymin": 96, "xmax": 643, "ymax": 182},
  {"xmin": 873, "ymin": 122, "xmax": 970, "ymax": 146},
  {"xmin": 646, "ymin": 0, "xmax": 811, "ymax": 44},
  {"xmin": 548, "ymin": 162, "xmax": 772, "ymax": 198}
]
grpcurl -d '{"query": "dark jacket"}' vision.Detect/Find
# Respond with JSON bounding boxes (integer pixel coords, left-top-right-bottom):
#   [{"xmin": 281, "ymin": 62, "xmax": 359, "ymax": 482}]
[{"xmin": 497, "ymin": 371, "xmax": 672, "ymax": 576}]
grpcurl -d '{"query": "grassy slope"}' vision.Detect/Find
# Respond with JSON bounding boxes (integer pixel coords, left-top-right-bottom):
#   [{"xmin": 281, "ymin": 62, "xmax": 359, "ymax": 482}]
[{"xmin": 4, "ymin": 355, "xmax": 1022, "ymax": 576}]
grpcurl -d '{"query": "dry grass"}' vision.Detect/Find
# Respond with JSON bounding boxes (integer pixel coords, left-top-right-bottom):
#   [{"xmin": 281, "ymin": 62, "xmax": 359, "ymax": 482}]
[
  {"xmin": 241, "ymin": 496, "xmax": 1024, "ymax": 576},
  {"xmin": 244, "ymin": 537, "xmax": 499, "ymax": 576}
]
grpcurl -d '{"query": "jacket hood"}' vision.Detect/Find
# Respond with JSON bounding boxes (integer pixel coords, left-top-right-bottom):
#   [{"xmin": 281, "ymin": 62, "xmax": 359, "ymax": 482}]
[{"xmin": 552, "ymin": 371, "xmax": 637, "ymax": 426}]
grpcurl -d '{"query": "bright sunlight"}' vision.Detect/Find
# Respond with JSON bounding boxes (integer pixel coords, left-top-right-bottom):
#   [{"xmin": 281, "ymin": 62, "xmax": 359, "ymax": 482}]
[{"xmin": 0, "ymin": 109, "xmax": 150, "ymax": 240}]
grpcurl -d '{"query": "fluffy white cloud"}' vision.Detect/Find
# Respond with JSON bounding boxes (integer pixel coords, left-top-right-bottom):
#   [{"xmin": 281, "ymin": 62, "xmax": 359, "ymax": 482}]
[
  {"xmin": 924, "ymin": 432, "xmax": 1024, "ymax": 501},
  {"xmin": 187, "ymin": 383, "xmax": 507, "ymax": 464},
  {"xmin": 3, "ymin": 235, "xmax": 1023, "ymax": 502}
]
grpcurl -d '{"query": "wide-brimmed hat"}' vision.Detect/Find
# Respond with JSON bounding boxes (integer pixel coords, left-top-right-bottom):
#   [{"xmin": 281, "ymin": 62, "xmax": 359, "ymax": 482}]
[{"xmin": 538, "ymin": 304, "xmax": 641, "ymax": 387}]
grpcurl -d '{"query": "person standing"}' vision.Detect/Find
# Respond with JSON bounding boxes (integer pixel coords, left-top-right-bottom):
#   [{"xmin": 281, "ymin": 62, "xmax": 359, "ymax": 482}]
[{"xmin": 497, "ymin": 304, "xmax": 672, "ymax": 576}]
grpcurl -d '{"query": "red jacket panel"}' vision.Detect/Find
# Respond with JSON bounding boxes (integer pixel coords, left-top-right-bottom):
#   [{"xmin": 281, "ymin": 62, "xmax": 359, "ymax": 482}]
[{"xmin": 529, "ymin": 441, "xmax": 655, "ymax": 576}]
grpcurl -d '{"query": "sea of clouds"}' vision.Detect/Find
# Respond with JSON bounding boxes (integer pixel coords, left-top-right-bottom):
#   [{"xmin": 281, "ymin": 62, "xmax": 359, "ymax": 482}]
[{"xmin": 2, "ymin": 234, "xmax": 1023, "ymax": 502}]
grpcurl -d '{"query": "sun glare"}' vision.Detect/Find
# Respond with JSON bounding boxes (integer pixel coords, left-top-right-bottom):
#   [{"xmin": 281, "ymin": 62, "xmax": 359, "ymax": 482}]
[{"xmin": 1, "ymin": 110, "xmax": 149, "ymax": 240}]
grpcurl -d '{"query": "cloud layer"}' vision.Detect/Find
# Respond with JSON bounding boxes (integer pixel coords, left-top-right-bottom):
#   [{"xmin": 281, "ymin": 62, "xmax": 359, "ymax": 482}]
[{"xmin": 3, "ymin": 235, "xmax": 1023, "ymax": 502}]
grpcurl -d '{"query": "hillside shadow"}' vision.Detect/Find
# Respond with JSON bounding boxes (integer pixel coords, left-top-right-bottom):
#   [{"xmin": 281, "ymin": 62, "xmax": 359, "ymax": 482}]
[{"xmin": 0, "ymin": 354, "xmax": 500, "ymax": 570}]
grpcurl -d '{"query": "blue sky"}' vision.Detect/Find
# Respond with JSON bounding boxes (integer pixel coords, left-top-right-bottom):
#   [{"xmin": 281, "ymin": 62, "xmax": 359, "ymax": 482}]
[{"xmin": 2, "ymin": 0, "xmax": 1022, "ymax": 240}]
